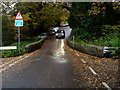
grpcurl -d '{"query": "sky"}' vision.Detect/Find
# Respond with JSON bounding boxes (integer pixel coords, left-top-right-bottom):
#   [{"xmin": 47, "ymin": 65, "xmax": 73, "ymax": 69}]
[{"xmin": 1, "ymin": 2, "xmax": 16, "ymax": 13}]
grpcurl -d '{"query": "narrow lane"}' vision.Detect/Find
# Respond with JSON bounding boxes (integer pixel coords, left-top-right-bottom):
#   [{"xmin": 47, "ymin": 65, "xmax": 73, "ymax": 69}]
[
  {"xmin": 2, "ymin": 27, "xmax": 76, "ymax": 88},
  {"xmin": 2, "ymin": 26, "xmax": 119, "ymax": 88}
]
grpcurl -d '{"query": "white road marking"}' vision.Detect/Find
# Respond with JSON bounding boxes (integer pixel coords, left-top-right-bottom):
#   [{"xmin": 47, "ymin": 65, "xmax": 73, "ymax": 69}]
[
  {"xmin": 75, "ymin": 52, "xmax": 112, "ymax": 90},
  {"xmin": 88, "ymin": 67, "xmax": 97, "ymax": 75},
  {"xmin": 0, "ymin": 56, "xmax": 28, "ymax": 72},
  {"xmin": 0, "ymin": 56, "xmax": 29, "ymax": 69},
  {"xmin": 76, "ymin": 53, "xmax": 87, "ymax": 64},
  {"xmin": 102, "ymin": 82, "xmax": 112, "ymax": 90},
  {"xmin": 81, "ymin": 59, "xmax": 86, "ymax": 64},
  {"xmin": 0, "ymin": 56, "xmax": 24, "ymax": 68},
  {"xmin": 0, "ymin": 59, "xmax": 21, "ymax": 68},
  {"xmin": 76, "ymin": 53, "xmax": 79, "ymax": 56}
]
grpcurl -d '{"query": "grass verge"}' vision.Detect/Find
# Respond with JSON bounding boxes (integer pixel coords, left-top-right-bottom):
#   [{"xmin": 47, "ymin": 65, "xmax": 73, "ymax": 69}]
[{"xmin": 2, "ymin": 36, "xmax": 42, "ymax": 58}]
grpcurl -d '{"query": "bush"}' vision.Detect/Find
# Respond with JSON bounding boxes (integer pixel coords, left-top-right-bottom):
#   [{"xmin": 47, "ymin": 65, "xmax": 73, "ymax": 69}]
[
  {"xmin": 2, "ymin": 41, "xmax": 30, "ymax": 58},
  {"xmin": 101, "ymin": 25, "xmax": 120, "ymax": 35},
  {"xmin": 34, "ymin": 37, "xmax": 41, "ymax": 41},
  {"xmin": 2, "ymin": 15, "xmax": 15, "ymax": 45},
  {"xmin": 2, "ymin": 37, "xmax": 42, "ymax": 58},
  {"xmin": 71, "ymin": 28, "xmax": 94, "ymax": 41},
  {"xmin": 71, "ymin": 25, "xmax": 120, "ymax": 47}
]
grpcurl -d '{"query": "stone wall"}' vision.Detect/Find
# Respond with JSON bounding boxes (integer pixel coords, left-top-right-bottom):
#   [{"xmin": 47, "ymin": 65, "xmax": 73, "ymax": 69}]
[
  {"xmin": 67, "ymin": 40, "xmax": 104, "ymax": 57},
  {"xmin": 25, "ymin": 39, "xmax": 45, "ymax": 53}
]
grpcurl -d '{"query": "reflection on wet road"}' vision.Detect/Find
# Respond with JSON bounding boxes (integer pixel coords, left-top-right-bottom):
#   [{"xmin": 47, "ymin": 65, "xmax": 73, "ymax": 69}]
[
  {"xmin": 51, "ymin": 39, "xmax": 68, "ymax": 63},
  {"xmin": 2, "ymin": 38, "xmax": 76, "ymax": 88},
  {"xmin": 2, "ymin": 26, "xmax": 74, "ymax": 88}
]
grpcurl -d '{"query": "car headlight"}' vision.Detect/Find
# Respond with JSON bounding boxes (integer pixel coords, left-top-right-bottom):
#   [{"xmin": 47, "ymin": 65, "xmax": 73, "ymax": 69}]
[
  {"xmin": 56, "ymin": 33, "xmax": 58, "ymax": 35},
  {"xmin": 62, "ymin": 33, "xmax": 64, "ymax": 35}
]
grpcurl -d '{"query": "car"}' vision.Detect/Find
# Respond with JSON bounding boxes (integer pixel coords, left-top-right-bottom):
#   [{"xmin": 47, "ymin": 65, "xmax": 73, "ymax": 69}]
[
  {"xmin": 55, "ymin": 30, "xmax": 65, "ymax": 38},
  {"xmin": 48, "ymin": 30, "xmax": 55, "ymax": 35}
]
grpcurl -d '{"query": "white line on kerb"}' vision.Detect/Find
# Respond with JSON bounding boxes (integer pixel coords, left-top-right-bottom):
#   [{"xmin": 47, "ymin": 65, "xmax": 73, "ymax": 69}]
[
  {"xmin": 0, "ymin": 46, "xmax": 17, "ymax": 50},
  {"xmin": 0, "ymin": 56, "xmax": 23, "ymax": 68},
  {"xmin": 102, "ymin": 82, "xmax": 112, "ymax": 90},
  {"xmin": 0, "ymin": 61, "xmax": 14, "ymax": 68},
  {"xmin": 0, "ymin": 56, "xmax": 28, "ymax": 72},
  {"xmin": 81, "ymin": 59, "xmax": 86, "ymax": 64},
  {"xmin": 88, "ymin": 67, "xmax": 97, "ymax": 75},
  {"xmin": 0, "ymin": 60, "xmax": 17, "ymax": 68}
]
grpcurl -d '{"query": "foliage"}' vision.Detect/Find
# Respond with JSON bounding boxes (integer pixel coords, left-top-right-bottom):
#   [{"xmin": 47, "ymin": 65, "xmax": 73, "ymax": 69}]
[
  {"xmin": 34, "ymin": 37, "xmax": 41, "ymax": 41},
  {"xmin": 31, "ymin": 4, "xmax": 69, "ymax": 31},
  {"xmin": 68, "ymin": 2, "xmax": 120, "ymax": 49},
  {"xmin": 2, "ymin": 15, "xmax": 16, "ymax": 45},
  {"xmin": 68, "ymin": 2, "xmax": 91, "ymax": 28},
  {"xmin": 101, "ymin": 25, "xmax": 120, "ymax": 34},
  {"xmin": 3, "ymin": 2, "xmax": 69, "ymax": 38},
  {"xmin": 71, "ymin": 29, "xmax": 120, "ymax": 47},
  {"xmin": 110, "ymin": 50, "xmax": 116, "ymax": 55},
  {"xmin": 2, "ymin": 36, "xmax": 41, "ymax": 58},
  {"xmin": 2, "ymin": 2, "xmax": 70, "ymax": 45},
  {"xmin": 2, "ymin": 41, "xmax": 30, "ymax": 58}
]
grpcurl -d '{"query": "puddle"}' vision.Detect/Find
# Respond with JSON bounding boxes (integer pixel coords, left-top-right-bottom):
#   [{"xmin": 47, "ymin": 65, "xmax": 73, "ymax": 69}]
[
  {"xmin": 50, "ymin": 56, "xmax": 68, "ymax": 63},
  {"xmin": 50, "ymin": 39, "xmax": 68, "ymax": 63},
  {"xmin": 54, "ymin": 39, "xmax": 65, "ymax": 56}
]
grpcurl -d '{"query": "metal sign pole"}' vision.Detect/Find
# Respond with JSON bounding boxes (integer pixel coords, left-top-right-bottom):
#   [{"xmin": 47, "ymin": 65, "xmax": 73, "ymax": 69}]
[
  {"xmin": 15, "ymin": 11, "xmax": 23, "ymax": 54},
  {"xmin": 73, "ymin": 35, "xmax": 74, "ymax": 49},
  {"xmin": 18, "ymin": 27, "xmax": 20, "ymax": 54}
]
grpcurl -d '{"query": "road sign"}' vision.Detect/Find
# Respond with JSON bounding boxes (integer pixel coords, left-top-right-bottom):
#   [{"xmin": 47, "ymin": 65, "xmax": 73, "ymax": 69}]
[
  {"xmin": 15, "ymin": 11, "xmax": 24, "ymax": 27},
  {"xmin": 14, "ymin": 11, "xmax": 24, "ymax": 20},
  {"xmin": 15, "ymin": 20, "xmax": 23, "ymax": 27},
  {"xmin": 14, "ymin": 11, "xmax": 24, "ymax": 54}
]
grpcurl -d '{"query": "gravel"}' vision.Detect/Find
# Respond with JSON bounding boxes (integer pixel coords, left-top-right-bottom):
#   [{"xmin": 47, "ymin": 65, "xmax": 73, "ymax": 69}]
[{"xmin": 65, "ymin": 43, "xmax": 120, "ymax": 88}]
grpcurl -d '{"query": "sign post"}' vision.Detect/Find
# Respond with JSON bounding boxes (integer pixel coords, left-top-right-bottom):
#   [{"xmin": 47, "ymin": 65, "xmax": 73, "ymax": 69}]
[
  {"xmin": 14, "ymin": 11, "xmax": 24, "ymax": 54},
  {"xmin": 73, "ymin": 35, "xmax": 75, "ymax": 49},
  {"xmin": 18, "ymin": 27, "xmax": 20, "ymax": 54}
]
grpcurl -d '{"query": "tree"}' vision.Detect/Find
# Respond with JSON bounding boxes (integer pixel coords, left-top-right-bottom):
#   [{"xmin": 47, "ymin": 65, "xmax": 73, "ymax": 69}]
[
  {"xmin": 68, "ymin": 2, "xmax": 120, "ymax": 39},
  {"xmin": 2, "ymin": 2, "xmax": 70, "ymax": 43}
]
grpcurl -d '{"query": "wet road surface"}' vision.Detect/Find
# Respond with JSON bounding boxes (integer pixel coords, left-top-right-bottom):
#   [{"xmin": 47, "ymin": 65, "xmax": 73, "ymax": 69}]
[
  {"xmin": 2, "ymin": 27, "xmax": 76, "ymax": 88},
  {"xmin": 3, "ymin": 39, "xmax": 75, "ymax": 88},
  {"xmin": 2, "ymin": 26, "xmax": 119, "ymax": 89}
]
